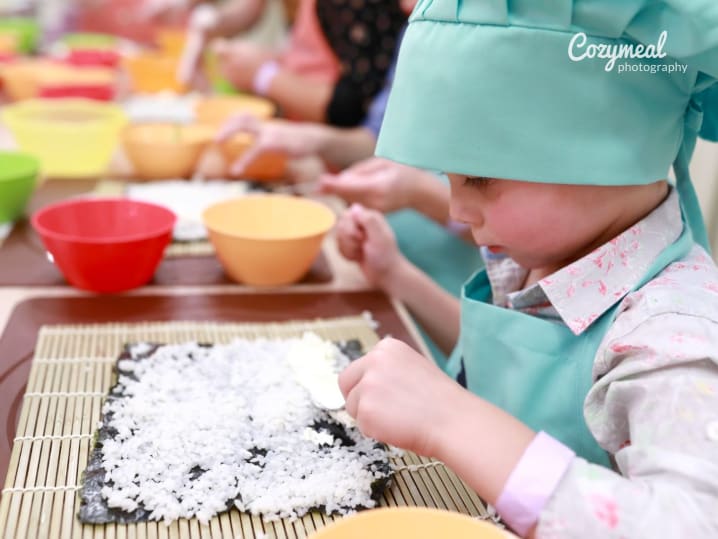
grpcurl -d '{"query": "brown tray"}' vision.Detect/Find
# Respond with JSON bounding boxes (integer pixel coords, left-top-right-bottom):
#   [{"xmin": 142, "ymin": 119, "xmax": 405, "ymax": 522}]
[
  {"xmin": 0, "ymin": 179, "xmax": 332, "ymax": 286},
  {"xmin": 0, "ymin": 291, "xmax": 419, "ymax": 485}
]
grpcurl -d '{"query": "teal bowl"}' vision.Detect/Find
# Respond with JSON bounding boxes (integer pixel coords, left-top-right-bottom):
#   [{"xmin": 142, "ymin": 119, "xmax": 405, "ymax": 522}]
[{"xmin": 0, "ymin": 151, "xmax": 39, "ymax": 223}]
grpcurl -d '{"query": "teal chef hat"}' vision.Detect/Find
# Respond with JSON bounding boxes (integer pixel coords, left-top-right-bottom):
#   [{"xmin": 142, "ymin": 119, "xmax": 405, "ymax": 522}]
[{"xmin": 375, "ymin": 0, "xmax": 718, "ymax": 249}]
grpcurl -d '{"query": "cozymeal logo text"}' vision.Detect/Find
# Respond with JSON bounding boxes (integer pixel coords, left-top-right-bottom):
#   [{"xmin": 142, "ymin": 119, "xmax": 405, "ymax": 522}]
[{"xmin": 568, "ymin": 30, "xmax": 688, "ymax": 74}]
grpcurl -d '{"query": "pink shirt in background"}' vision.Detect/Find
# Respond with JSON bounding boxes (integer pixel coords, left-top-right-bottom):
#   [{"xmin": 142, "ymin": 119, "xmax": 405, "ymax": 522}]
[
  {"xmin": 280, "ymin": 0, "xmax": 339, "ymax": 84},
  {"xmin": 76, "ymin": 0, "xmax": 165, "ymax": 45}
]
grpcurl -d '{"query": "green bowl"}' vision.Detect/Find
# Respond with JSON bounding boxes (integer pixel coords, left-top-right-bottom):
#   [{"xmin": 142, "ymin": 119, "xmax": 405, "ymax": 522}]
[
  {"xmin": 0, "ymin": 18, "xmax": 39, "ymax": 54},
  {"xmin": 0, "ymin": 151, "xmax": 39, "ymax": 223}
]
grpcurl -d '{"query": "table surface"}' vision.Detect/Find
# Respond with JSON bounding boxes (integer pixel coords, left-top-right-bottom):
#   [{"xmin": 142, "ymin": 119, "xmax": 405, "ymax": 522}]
[
  {"xmin": 0, "ymin": 223, "xmax": 384, "ymax": 340},
  {"xmin": 0, "ymin": 117, "xmax": 400, "ymax": 340}
]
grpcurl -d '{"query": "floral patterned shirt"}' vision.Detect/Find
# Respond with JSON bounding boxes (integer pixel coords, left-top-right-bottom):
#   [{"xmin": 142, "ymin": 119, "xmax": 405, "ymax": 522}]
[{"xmin": 483, "ymin": 189, "xmax": 718, "ymax": 537}]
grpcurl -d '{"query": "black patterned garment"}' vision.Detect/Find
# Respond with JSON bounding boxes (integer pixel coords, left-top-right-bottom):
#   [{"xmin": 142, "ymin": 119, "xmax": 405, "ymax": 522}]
[{"xmin": 316, "ymin": 0, "xmax": 406, "ymax": 127}]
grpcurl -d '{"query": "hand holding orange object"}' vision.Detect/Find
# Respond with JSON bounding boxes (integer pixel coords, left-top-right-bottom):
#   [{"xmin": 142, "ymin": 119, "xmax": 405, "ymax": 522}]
[{"xmin": 216, "ymin": 114, "xmax": 326, "ymax": 176}]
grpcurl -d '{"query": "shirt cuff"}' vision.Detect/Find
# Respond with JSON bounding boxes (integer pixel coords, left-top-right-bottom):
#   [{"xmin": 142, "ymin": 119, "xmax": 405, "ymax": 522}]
[{"xmin": 495, "ymin": 431, "xmax": 575, "ymax": 537}]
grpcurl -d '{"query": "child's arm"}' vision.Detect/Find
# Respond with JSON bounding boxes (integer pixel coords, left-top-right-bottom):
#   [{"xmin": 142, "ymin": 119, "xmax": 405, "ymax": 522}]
[
  {"xmin": 213, "ymin": 42, "xmax": 332, "ymax": 123},
  {"xmin": 205, "ymin": 0, "xmax": 267, "ymax": 40},
  {"xmin": 321, "ymin": 159, "xmax": 476, "ymax": 243},
  {"xmin": 215, "ymin": 115, "xmax": 376, "ymax": 175},
  {"xmin": 318, "ymin": 158, "xmax": 449, "ymax": 223},
  {"xmin": 336, "ymin": 204, "xmax": 461, "ymax": 354}
]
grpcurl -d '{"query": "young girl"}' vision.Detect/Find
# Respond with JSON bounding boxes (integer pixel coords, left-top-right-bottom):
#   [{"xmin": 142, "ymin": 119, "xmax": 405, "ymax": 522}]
[{"xmin": 335, "ymin": 1, "xmax": 718, "ymax": 537}]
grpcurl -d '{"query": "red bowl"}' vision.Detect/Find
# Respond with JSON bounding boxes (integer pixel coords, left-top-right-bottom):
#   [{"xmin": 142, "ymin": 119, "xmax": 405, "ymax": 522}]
[
  {"xmin": 32, "ymin": 198, "xmax": 176, "ymax": 293},
  {"xmin": 38, "ymin": 83, "xmax": 114, "ymax": 101},
  {"xmin": 66, "ymin": 49, "xmax": 121, "ymax": 68}
]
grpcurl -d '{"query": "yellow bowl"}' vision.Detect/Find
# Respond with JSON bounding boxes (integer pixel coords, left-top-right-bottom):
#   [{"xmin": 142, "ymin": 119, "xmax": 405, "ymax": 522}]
[
  {"xmin": 221, "ymin": 132, "xmax": 287, "ymax": 181},
  {"xmin": 123, "ymin": 123, "xmax": 214, "ymax": 180},
  {"xmin": 202, "ymin": 194, "xmax": 335, "ymax": 286},
  {"xmin": 309, "ymin": 508, "xmax": 514, "ymax": 539},
  {"xmin": 2, "ymin": 99, "xmax": 127, "ymax": 178},
  {"xmin": 124, "ymin": 52, "xmax": 186, "ymax": 94},
  {"xmin": 194, "ymin": 95, "xmax": 276, "ymax": 126}
]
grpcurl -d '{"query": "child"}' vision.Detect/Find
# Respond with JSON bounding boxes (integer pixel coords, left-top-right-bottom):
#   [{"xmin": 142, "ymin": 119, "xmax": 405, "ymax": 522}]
[
  {"xmin": 217, "ymin": 117, "xmax": 482, "ymax": 364},
  {"xmin": 336, "ymin": 1, "xmax": 718, "ymax": 537}
]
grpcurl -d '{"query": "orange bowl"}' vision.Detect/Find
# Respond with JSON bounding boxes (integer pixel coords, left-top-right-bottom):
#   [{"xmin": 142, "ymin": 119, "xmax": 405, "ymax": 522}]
[
  {"xmin": 220, "ymin": 132, "xmax": 287, "ymax": 181},
  {"xmin": 194, "ymin": 95, "xmax": 276, "ymax": 126},
  {"xmin": 156, "ymin": 28, "xmax": 186, "ymax": 57},
  {"xmin": 38, "ymin": 65, "xmax": 115, "ymax": 100},
  {"xmin": 124, "ymin": 52, "xmax": 186, "ymax": 94},
  {"xmin": 202, "ymin": 195, "xmax": 335, "ymax": 286},
  {"xmin": 1, "ymin": 60, "xmax": 115, "ymax": 101},
  {"xmin": 309, "ymin": 508, "xmax": 514, "ymax": 539},
  {"xmin": 1, "ymin": 59, "xmax": 57, "ymax": 101},
  {"xmin": 123, "ymin": 123, "xmax": 214, "ymax": 180}
]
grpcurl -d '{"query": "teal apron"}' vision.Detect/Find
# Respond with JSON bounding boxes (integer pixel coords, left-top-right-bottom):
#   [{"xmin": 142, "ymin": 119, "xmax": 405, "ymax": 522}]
[
  {"xmin": 445, "ymin": 219, "xmax": 693, "ymax": 467},
  {"xmin": 387, "ymin": 174, "xmax": 483, "ymax": 366}
]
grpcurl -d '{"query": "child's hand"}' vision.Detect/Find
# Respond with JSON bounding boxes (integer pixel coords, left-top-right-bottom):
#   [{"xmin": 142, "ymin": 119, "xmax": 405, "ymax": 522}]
[
  {"xmin": 335, "ymin": 204, "xmax": 403, "ymax": 289},
  {"xmin": 317, "ymin": 157, "xmax": 414, "ymax": 213},
  {"xmin": 216, "ymin": 115, "xmax": 326, "ymax": 177},
  {"xmin": 339, "ymin": 337, "xmax": 458, "ymax": 457}
]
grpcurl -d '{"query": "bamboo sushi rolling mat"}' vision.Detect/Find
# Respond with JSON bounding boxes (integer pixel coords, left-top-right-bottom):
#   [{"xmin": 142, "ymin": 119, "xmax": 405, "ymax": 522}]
[{"xmin": 0, "ymin": 318, "xmax": 491, "ymax": 539}]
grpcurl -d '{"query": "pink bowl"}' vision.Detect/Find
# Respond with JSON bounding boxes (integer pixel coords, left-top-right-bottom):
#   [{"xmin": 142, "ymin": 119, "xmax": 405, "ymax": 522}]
[{"xmin": 32, "ymin": 197, "xmax": 176, "ymax": 293}]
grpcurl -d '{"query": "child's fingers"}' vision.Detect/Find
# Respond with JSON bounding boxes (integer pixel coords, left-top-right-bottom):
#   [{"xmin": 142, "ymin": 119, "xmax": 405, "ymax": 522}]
[
  {"xmin": 336, "ymin": 208, "xmax": 361, "ymax": 235},
  {"xmin": 347, "ymin": 157, "xmax": 388, "ymax": 175},
  {"xmin": 352, "ymin": 205, "xmax": 390, "ymax": 240},
  {"xmin": 317, "ymin": 174, "xmax": 369, "ymax": 206},
  {"xmin": 336, "ymin": 227, "xmax": 363, "ymax": 260},
  {"xmin": 215, "ymin": 113, "xmax": 261, "ymax": 143},
  {"xmin": 338, "ymin": 355, "xmax": 367, "ymax": 401},
  {"xmin": 337, "ymin": 234, "xmax": 362, "ymax": 261},
  {"xmin": 336, "ymin": 212, "xmax": 364, "ymax": 260},
  {"xmin": 315, "ymin": 173, "xmax": 336, "ymax": 194},
  {"xmin": 229, "ymin": 144, "xmax": 265, "ymax": 176}
]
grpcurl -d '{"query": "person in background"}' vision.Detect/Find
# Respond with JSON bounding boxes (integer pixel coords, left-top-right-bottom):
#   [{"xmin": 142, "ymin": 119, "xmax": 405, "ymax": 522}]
[
  {"xmin": 140, "ymin": 0, "xmax": 287, "ymax": 87},
  {"xmin": 334, "ymin": 0, "xmax": 718, "ymax": 537},
  {"xmin": 208, "ymin": 0, "xmax": 407, "ymax": 125}
]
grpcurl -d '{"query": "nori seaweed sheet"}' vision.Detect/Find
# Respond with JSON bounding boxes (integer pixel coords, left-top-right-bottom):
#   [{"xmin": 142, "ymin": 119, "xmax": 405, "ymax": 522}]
[{"xmin": 78, "ymin": 339, "xmax": 392, "ymax": 524}]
